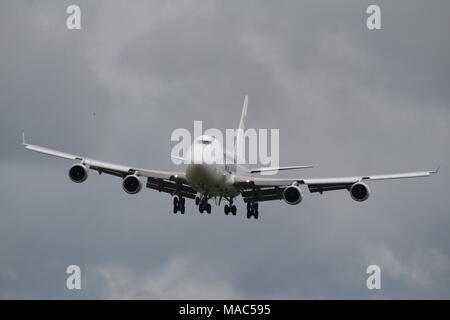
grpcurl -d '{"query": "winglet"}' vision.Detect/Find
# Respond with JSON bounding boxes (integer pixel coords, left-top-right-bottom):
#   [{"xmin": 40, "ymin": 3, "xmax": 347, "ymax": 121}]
[
  {"xmin": 22, "ymin": 132, "xmax": 26, "ymax": 146},
  {"xmin": 431, "ymin": 166, "xmax": 440, "ymax": 174}
]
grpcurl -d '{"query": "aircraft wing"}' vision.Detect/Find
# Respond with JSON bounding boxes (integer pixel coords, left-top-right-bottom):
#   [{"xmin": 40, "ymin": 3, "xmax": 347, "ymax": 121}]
[
  {"xmin": 234, "ymin": 169, "xmax": 437, "ymax": 202},
  {"xmin": 23, "ymin": 134, "xmax": 197, "ymax": 199}
]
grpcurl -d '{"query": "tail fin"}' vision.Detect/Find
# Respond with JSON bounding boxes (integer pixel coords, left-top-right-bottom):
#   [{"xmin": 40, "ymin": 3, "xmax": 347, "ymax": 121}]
[{"xmin": 235, "ymin": 95, "xmax": 248, "ymax": 164}]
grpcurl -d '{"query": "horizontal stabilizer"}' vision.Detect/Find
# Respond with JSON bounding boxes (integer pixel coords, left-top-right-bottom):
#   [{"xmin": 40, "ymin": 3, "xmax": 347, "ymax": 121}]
[
  {"xmin": 171, "ymin": 154, "xmax": 186, "ymax": 162},
  {"xmin": 250, "ymin": 165, "xmax": 314, "ymax": 174}
]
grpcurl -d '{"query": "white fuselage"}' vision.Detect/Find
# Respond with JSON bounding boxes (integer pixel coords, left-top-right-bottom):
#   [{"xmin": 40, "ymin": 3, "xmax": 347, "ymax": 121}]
[{"xmin": 185, "ymin": 135, "xmax": 240, "ymax": 197}]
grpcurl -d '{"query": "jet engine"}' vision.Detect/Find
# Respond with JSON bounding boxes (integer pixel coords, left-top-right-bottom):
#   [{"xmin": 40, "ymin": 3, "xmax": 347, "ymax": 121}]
[
  {"xmin": 122, "ymin": 174, "xmax": 142, "ymax": 194},
  {"xmin": 68, "ymin": 163, "xmax": 88, "ymax": 183},
  {"xmin": 350, "ymin": 182, "xmax": 370, "ymax": 202},
  {"xmin": 283, "ymin": 185, "xmax": 303, "ymax": 205}
]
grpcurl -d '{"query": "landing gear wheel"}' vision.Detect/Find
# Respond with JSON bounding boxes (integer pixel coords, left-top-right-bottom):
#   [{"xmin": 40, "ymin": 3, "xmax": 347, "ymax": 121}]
[
  {"xmin": 173, "ymin": 196, "xmax": 179, "ymax": 214},
  {"xmin": 246, "ymin": 203, "xmax": 259, "ymax": 219},
  {"xmin": 180, "ymin": 198, "xmax": 185, "ymax": 214},
  {"xmin": 206, "ymin": 203, "xmax": 212, "ymax": 214},
  {"xmin": 195, "ymin": 197, "xmax": 200, "ymax": 206},
  {"xmin": 173, "ymin": 196, "xmax": 185, "ymax": 214},
  {"xmin": 199, "ymin": 203, "xmax": 204, "ymax": 213},
  {"xmin": 224, "ymin": 205, "xmax": 229, "ymax": 215},
  {"xmin": 231, "ymin": 205, "xmax": 237, "ymax": 216}
]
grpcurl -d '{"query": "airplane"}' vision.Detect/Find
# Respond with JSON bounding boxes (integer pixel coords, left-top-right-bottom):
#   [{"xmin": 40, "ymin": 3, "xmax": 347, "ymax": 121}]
[{"xmin": 23, "ymin": 96, "xmax": 437, "ymax": 220}]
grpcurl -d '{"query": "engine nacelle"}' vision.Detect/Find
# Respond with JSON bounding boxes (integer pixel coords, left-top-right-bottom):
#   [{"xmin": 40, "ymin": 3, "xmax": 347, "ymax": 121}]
[
  {"xmin": 283, "ymin": 185, "xmax": 303, "ymax": 205},
  {"xmin": 350, "ymin": 182, "xmax": 370, "ymax": 202},
  {"xmin": 122, "ymin": 174, "xmax": 142, "ymax": 194},
  {"xmin": 68, "ymin": 163, "xmax": 88, "ymax": 183}
]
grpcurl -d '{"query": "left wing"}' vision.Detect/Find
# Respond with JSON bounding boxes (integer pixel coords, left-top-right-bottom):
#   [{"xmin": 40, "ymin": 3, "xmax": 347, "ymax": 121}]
[
  {"xmin": 234, "ymin": 169, "xmax": 437, "ymax": 202},
  {"xmin": 23, "ymin": 134, "xmax": 197, "ymax": 199}
]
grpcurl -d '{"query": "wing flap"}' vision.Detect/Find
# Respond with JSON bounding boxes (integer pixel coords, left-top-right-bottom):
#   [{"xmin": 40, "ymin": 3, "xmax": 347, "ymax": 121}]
[
  {"xmin": 146, "ymin": 177, "xmax": 196, "ymax": 199},
  {"xmin": 307, "ymin": 183, "xmax": 351, "ymax": 193},
  {"xmin": 241, "ymin": 186, "xmax": 284, "ymax": 203}
]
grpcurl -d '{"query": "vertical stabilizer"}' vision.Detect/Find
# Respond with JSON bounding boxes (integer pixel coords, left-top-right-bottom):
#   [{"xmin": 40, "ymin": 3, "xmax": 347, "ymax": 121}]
[{"xmin": 235, "ymin": 95, "xmax": 248, "ymax": 165}]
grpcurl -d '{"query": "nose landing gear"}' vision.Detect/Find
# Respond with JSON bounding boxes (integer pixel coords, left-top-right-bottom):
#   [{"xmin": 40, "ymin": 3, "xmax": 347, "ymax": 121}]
[{"xmin": 173, "ymin": 196, "xmax": 185, "ymax": 214}]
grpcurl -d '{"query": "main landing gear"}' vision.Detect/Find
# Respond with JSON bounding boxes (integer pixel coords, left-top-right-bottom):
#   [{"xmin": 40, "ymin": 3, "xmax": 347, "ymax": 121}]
[
  {"xmin": 224, "ymin": 199, "xmax": 237, "ymax": 216},
  {"xmin": 173, "ymin": 196, "xmax": 185, "ymax": 214},
  {"xmin": 246, "ymin": 202, "xmax": 259, "ymax": 219},
  {"xmin": 198, "ymin": 197, "xmax": 211, "ymax": 214}
]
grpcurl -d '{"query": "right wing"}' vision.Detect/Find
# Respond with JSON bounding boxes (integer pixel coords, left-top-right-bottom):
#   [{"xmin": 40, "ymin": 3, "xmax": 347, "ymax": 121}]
[
  {"xmin": 23, "ymin": 134, "xmax": 197, "ymax": 199},
  {"xmin": 233, "ymin": 169, "xmax": 437, "ymax": 203}
]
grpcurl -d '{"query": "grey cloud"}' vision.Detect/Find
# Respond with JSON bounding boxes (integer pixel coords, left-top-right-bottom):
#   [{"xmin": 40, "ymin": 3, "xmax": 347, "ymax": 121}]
[
  {"xmin": 363, "ymin": 245, "xmax": 450, "ymax": 298},
  {"xmin": 0, "ymin": 0, "xmax": 449, "ymax": 299},
  {"xmin": 90, "ymin": 255, "xmax": 242, "ymax": 299}
]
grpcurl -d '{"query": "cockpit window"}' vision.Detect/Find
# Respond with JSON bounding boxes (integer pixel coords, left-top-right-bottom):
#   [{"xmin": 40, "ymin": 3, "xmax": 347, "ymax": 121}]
[{"xmin": 197, "ymin": 140, "xmax": 212, "ymax": 145}]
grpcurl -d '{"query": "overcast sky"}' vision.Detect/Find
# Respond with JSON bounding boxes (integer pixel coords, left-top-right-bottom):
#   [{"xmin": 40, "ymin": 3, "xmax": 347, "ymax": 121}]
[{"xmin": 1, "ymin": 0, "xmax": 449, "ymax": 299}]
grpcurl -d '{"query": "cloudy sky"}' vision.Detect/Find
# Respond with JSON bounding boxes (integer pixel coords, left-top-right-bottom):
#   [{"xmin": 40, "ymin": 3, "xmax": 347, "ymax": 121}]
[{"xmin": 1, "ymin": 0, "xmax": 449, "ymax": 299}]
